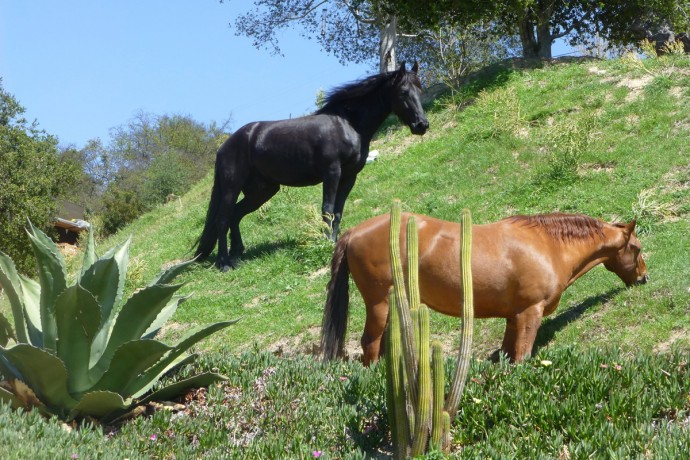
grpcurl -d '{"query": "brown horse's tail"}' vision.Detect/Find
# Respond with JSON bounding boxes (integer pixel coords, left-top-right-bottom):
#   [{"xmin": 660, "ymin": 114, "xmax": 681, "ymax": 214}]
[
  {"xmin": 321, "ymin": 230, "xmax": 352, "ymax": 361},
  {"xmin": 192, "ymin": 164, "xmax": 221, "ymax": 259}
]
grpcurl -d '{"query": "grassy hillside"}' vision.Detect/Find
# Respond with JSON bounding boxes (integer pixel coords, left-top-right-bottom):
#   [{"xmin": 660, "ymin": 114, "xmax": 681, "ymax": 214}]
[
  {"xmin": 1, "ymin": 54, "xmax": 689, "ymax": 458},
  {"xmin": 85, "ymin": 54, "xmax": 690, "ymax": 360}
]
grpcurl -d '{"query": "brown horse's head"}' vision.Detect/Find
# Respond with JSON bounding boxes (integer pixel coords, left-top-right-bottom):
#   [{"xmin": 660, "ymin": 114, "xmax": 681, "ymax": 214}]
[{"xmin": 604, "ymin": 220, "xmax": 648, "ymax": 287}]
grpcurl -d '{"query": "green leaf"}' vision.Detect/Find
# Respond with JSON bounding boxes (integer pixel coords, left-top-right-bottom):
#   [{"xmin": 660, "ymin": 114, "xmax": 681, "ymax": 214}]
[
  {"xmin": 26, "ymin": 222, "xmax": 67, "ymax": 352},
  {"xmin": 142, "ymin": 294, "xmax": 191, "ymax": 340},
  {"xmin": 80, "ymin": 256, "xmax": 120, "ymax": 328},
  {"xmin": 126, "ymin": 321, "xmax": 236, "ymax": 398},
  {"xmin": 69, "ymin": 390, "xmax": 129, "ymax": 420},
  {"xmin": 148, "ymin": 258, "xmax": 196, "ymax": 286},
  {"xmin": 0, "ymin": 344, "xmax": 77, "ymax": 416},
  {"xmin": 100, "ymin": 236, "xmax": 131, "ymax": 313},
  {"xmin": 80, "ymin": 224, "xmax": 97, "ymax": 278},
  {"xmin": 90, "ymin": 284, "xmax": 182, "ymax": 378},
  {"xmin": 19, "ymin": 275, "xmax": 42, "ymax": 347},
  {"xmin": 0, "ymin": 385, "xmax": 25, "ymax": 409},
  {"xmin": 0, "ymin": 313, "xmax": 14, "ymax": 348},
  {"xmin": 55, "ymin": 285, "xmax": 101, "ymax": 393},
  {"xmin": 129, "ymin": 353, "xmax": 196, "ymax": 400},
  {"xmin": 90, "ymin": 340, "xmax": 171, "ymax": 396},
  {"xmin": 138, "ymin": 372, "xmax": 228, "ymax": 406},
  {"xmin": 0, "ymin": 250, "xmax": 29, "ymax": 343}
]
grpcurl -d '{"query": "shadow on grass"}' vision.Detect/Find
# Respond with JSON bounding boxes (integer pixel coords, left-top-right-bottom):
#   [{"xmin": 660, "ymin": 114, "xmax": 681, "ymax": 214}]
[
  {"xmin": 532, "ymin": 287, "xmax": 625, "ymax": 355},
  {"xmin": 488, "ymin": 287, "xmax": 624, "ymax": 362},
  {"xmin": 192, "ymin": 238, "xmax": 300, "ymax": 269}
]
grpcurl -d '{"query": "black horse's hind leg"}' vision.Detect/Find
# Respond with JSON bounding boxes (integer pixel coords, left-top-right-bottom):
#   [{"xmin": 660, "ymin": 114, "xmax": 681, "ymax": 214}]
[
  {"xmin": 321, "ymin": 168, "xmax": 343, "ymax": 241},
  {"xmin": 216, "ymin": 188, "xmax": 240, "ymax": 272},
  {"xmin": 331, "ymin": 174, "xmax": 357, "ymax": 239},
  {"xmin": 229, "ymin": 176, "xmax": 280, "ymax": 263}
]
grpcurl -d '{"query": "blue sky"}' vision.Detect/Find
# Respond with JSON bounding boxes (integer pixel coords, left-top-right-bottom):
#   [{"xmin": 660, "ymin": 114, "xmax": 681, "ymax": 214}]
[{"xmin": 0, "ymin": 1, "xmax": 372, "ymax": 148}]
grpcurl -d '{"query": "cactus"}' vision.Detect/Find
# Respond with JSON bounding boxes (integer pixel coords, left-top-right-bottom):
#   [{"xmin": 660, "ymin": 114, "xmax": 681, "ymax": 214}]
[
  {"xmin": 385, "ymin": 203, "xmax": 474, "ymax": 456},
  {"xmin": 445, "ymin": 208, "xmax": 475, "ymax": 419}
]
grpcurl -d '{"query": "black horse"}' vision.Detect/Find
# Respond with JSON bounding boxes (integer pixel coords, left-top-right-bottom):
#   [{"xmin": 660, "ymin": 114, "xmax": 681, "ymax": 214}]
[{"xmin": 195, "ymin": 62, "xmax": 429, "ymax": 271}]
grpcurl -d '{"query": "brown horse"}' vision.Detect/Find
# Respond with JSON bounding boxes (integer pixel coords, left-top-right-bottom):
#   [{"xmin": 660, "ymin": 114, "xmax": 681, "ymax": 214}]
[{"xmin": 321, "ymin": 212, "xmax": 648, "ymax": 365}]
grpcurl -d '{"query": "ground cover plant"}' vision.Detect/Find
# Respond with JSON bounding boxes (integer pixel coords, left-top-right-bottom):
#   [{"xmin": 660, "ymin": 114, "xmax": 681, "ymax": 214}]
[{"xmin": 1, "ymin": 54, "xmax": 689, "ymax": 456}]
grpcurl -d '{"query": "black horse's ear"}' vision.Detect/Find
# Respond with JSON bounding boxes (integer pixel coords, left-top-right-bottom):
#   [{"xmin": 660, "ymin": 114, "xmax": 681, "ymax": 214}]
[
  {"xmin": 412, "ymin": 61, "xmax": 419, "ymax": 73},
  {"xmin": 399, "ymin": 61, "xmax": 407, "ymax": 73}
]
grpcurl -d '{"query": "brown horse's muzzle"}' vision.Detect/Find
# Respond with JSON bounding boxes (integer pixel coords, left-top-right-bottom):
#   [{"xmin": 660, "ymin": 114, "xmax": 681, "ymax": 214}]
[{"xmin": 634, "ymin": 273, "xmax": 648, "ymax": 285}]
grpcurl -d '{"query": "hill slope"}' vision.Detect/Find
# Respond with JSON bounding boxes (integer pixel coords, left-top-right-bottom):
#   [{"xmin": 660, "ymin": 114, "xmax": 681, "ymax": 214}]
[{"xmin": 96, "ymin": 55, "xmax": 690, "ymax": 360}]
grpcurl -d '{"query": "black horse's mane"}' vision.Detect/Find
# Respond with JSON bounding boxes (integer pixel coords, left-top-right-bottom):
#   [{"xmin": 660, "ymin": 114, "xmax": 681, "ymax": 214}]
[
  {"xmin": 315, "ymin": 69, "xmax": 421, "ymax": 115},
  {"xmin": 505, "ymin": 213, "xmax": 606, "ymax": 241}
]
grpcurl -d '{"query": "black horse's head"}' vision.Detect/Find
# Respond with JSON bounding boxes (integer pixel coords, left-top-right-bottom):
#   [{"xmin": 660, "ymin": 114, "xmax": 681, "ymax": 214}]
[{"xmin": 389, "ymin": 62, "xmax": 429, "ymax": 135}]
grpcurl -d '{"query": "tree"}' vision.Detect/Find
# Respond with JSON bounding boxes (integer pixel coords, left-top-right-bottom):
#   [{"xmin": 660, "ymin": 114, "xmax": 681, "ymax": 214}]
[
  {"xmin": 386, "ymin": 0, "xmax": 690, "ymax": 59},
  {"xmin": 223, "ymin": 0, "xmax": 401, "ymax": 72},
  {"xmin": 87, "ymin": 112, "xmax": 230, "ymax": 235},
  {"xmin": 0, "ymin": 80, "xmax": 76, "ymax": 272}
]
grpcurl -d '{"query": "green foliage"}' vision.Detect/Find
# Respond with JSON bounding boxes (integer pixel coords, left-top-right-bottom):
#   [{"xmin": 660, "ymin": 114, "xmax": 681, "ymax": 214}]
[
  {"xmin": 0, "ymin": 81, "xmax": 76, "ymax": 273},
  {"xmin": 99, "ymin": 187, "xmax": 146, "ymax": 236},
  {"xmin": 385, "ymin": 203, "xmax": 474, "ymax": 456},
  {"xmin": 69, "ymin": 112, "xmax": 229, "ymax": 236},
  {"xmin": 0, "ymin": 224, "xmax": 235, "ymax": 422},
  {"xmin": 0, "ymin": 347, "xmax": 687, "ymax": 457}
]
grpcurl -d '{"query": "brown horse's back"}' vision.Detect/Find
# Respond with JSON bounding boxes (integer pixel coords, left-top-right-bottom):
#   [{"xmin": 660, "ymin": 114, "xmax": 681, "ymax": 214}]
[{"xmin": 345, "ymin": 212, "xmax": 563, "ymax": 320}]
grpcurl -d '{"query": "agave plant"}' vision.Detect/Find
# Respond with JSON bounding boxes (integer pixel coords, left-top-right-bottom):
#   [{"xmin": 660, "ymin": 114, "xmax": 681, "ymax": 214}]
[{"xmin": 0, "ymin": 223, "xmax": 236, "ymax": 422}]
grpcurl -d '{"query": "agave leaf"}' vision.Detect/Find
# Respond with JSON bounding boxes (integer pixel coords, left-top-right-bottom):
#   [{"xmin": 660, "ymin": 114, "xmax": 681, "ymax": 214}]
[
  {"xmin": 0, "ymin": 385, "xmax": 25, "ymax": 409},
  {"xmin": 137, "ymin": 372, "xmax": 228, "ymax": 406},
  {"xmin": 0, "ymin": 250, "xmax": 29, "ymax": 343},
  {"xmin": 69, "ymin": 390, "xmax": 128, "ymax": 420},
  {"xmin": 26, "ymin": 222, "xmax": 67, "ymax": 352},
  {"xmin": 126, "ymin": 321, "xmax": 236, "ymax": 398},
  {"xmin": 80, "ymin": 256, "xmax": 120, "ymax": 328},
  {"xmin": 90, "ymin": 340, "xmax": 171, "ymax": 395},
  {"xmin": 99, "ymin": 236, "xmax": 131, "ymax": 313},
  {"xmin": 148, "ymin": 258, "xmax": 196, "ymax": 287},
  {"xmin": 18, "ymin": 275, "xmax": 42, "ymax": 347},
  {"xmin": 81, "ymin": 256, "xmax": 122, "ymax": 367},
  {"xmin": 143, "ymin": 294, "xmax": 191, "ymax": 340},
  {"xmin": 55, "ymin": 285, "xmax": 101, "ymax": 393},
  {"xmin": 129, "ymin": 353, "xmax": 196, "ymax": 400},
  {"xmin": 0, "ymin": 313, "xmax": 14, "ymax": 348},
  {"xmin": 90, "ymin": 284, "xmax": 182, "ymax": 377},
  {"xmin": 0, "ymin": 344, "xmax": 77, "ymax": 415},
  {"xmin": 80, "ymin": 224, "xmax": 97, "ymax": 278}
]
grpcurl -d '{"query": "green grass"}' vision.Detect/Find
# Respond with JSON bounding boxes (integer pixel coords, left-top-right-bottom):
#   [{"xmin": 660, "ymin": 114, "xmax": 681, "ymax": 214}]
[{"xmin": 1, "ymin": 54, "xmax": 690, "ymax": 456}]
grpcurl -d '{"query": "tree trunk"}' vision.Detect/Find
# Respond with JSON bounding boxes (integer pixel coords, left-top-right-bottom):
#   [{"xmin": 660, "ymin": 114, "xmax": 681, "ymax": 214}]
[
  {"xmin": 518, "ymin": 16, "xmax": 553, "ymax": 59},
  {"xmin": 518, "ymin": 1, "xmax": 554, "ymax": 59},
  {"xmin": 379, "ymin": 15, "xmax": 397, "ymax": 73}
]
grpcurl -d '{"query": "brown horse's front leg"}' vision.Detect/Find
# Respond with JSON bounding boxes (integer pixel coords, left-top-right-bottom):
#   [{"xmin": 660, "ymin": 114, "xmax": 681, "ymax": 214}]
[
  {"xmin": 501, "ymin": 304, "xmax": 544, "ymax": 362},
  {"xmin": 361, "ymin": 300, "xmax": 389, "ymax": 366}
]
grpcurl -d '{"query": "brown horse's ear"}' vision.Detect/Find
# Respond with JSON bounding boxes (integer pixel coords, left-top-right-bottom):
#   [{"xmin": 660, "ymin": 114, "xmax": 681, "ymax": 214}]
[
  {"xmin": 627, "ymin": 219, "xmax": 637, "ymax": 234},
  {"xmin": 412, "ymin": 61, "xmax": 419, "ymax": 73}
]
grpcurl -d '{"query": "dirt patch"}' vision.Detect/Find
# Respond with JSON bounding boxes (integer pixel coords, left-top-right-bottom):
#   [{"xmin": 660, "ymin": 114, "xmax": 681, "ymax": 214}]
[
  {"xmin": 654, "ymin": 330, "xmax": 690, "ymax": 353},
  {"xmin": 617, "ymin": 75, "xmax": 654, "ymax": 102},
  {"xmin": 669, "ymin": 86, "xmax": 686, "ymax": 98}
]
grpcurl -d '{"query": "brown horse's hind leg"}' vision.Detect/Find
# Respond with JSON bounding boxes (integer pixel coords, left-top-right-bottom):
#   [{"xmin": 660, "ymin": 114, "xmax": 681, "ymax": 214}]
[
  {"xmin": 501, "ymin": 304, "xmax": 545, "ymax": 362},
  {"xmin": 361, "ymin": 301, "xmax": 389, "ymax": 366}
]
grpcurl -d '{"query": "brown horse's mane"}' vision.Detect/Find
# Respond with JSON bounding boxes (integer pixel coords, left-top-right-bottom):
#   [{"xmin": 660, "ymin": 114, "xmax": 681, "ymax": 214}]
[{"xmin": 505, "ymin": 213, "xmax": 606, "ymax": 242}]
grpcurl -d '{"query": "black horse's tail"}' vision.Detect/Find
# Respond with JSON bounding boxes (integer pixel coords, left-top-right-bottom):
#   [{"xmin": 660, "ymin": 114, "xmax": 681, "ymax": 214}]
[
  {"xmin": 193, "ymin": 165, "xmax": 222, "ymax": 259},
  {"xmin": 321, "ymin": 230, "xmax": 352, "ymax": 361}
]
